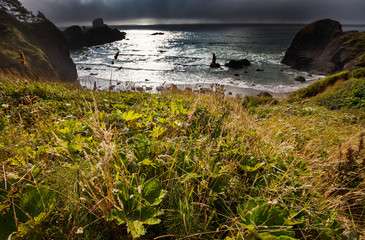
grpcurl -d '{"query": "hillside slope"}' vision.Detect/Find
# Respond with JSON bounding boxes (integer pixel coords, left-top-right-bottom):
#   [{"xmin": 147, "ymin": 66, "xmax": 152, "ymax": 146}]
[
  {"xmin": 0, "ymin": 70, "xmax": 364, "ymax": 239},
  {"xmin": 0, "ymin": 10, "xmax": 77, "ymax": 81}
]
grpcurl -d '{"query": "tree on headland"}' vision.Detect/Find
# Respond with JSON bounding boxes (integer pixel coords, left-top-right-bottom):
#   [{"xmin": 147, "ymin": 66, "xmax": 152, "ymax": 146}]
[{"xmin": 0, "ymin": 0, "xmax": 46, "ymax": 23}]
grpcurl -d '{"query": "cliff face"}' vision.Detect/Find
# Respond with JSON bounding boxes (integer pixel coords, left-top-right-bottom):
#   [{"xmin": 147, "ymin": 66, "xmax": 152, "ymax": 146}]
[
  {"xmin": 282, "ymin": 19, "xmax": 365, "ymax": 75},
  {"xmin": 0, "ymin": 10, "xmax": 77, "ymax": 82}
]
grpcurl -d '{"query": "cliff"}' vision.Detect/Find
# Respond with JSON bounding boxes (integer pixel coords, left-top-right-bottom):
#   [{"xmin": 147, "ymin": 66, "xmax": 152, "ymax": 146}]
[
  {"xmin": 0, "ymin": 10, "xmax": 77, "ymax": 82},
  {"xmin": 282, "ymin": 19, "xmax": 365, "ymax": 75}
]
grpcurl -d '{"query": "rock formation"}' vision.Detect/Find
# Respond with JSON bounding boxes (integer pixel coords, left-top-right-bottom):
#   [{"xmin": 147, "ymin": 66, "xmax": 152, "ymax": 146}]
[
  {"xmin": 225, "ymin": 59, "xmax": 251, "ymax": 68},
  {"xmin": 282, "ymin": 19, "xmax": 365, "ymax": 75},
  {"xmin": 210, "ymin": 53, "xmax": 221, "ymax": 68},
  {"xmin": 92, "ymin": 18, "xmax": 105, "ymax": 28},
  {"xmin": 294, "ymin": 76, "xmax": 306, "ymax": 82},
  {"xmin": 63, "ymin": 18, "xmax": 126, "ymax": 50},
  {"xmin": 0, "ymin": 10, "xmax": 77, "ymax": 82}
]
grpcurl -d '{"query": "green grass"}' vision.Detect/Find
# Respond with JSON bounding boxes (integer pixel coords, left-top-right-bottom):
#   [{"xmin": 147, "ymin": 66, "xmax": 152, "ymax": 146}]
[{"xmin": 0, "ymin": 70, "xmax": 364, "ymax": 239}]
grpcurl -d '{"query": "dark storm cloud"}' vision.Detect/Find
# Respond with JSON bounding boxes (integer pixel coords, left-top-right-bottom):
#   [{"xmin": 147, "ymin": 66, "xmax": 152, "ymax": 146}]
[{"xmin": 20, "ymin": 0, "xmax": 365, "ymax": 25}]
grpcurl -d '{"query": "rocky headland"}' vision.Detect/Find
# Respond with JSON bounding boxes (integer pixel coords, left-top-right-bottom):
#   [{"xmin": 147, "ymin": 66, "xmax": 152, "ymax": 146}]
[
  {"xmin": 0, "ymin": 9, "xmax": 77, "ymax": 82},
  {"xmin": 282, "ymin": 19, "xmax": 365, "ymax": 75},
  {"xmin": 63, "ymin": 18, "xmax": 126, "ymax": 50}
]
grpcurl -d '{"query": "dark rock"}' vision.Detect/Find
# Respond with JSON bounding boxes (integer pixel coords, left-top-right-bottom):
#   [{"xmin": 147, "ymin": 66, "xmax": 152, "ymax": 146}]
[
  {"xmin": 234, "ymin": 74, "xmax": 240, "ymax": 77},
  {"xmin": 151, "ymin": 32, "xmax": 164, "ymax": 35},
  {"xmin": 92, "ymin": 18, "xmax": 105, "ymax": 28},
  {"xmin": 282, "ymin": 19, "xmax": 365, "ymax": 74},
  {"xmin": 294, "ymin": 76, "xmax": 306, "ymax": 82},
  {"xmin": 257, "ymin": 92, "xmax": 273, "ymax": 98},
  {"xmin": 256, "ymin": 68, "xmax": 264, "ymax": 72},
  {"xmin": 85, "ymin": 26, "xmax": 126, "ymax": 47},
  {"xmin": 63, "ymin": 19, "xmax": 126, "ymax": 50},
  {"xmin": 225, "ymin": 59, "xmax": 251, "ymax": 68},
  {"xmin": 64, "ymin": 25, "xmax": 87, "ymax": 49},
  {"xmin": 210, "ymin": 53, "xmax": 221, "ymax": 68},
  {"xmin": 156, "ymin": 86, "xmax": 164, "ymax": 91}
]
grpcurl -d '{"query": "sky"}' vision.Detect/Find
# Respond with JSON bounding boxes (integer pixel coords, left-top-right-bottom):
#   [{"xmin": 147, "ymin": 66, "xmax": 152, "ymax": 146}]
[{"xmin": 19, "ymin": 0, "xmax": 365, "ymax": 26}]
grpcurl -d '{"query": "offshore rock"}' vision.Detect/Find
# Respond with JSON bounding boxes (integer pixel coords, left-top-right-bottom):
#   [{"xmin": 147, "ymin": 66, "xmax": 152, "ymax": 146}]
[
  {"xmin": 225, "ymin": 59, "xmax": 251, "ymax": 68},
  {"xmin": 294, "ymin": 76, "xmax": 306, "ymax": 82},
  {"xmin": 63, "ymin": 18, "xmax": 126, "ymax": 50},
  {"xmin": 282, "ymin": 19, "xmax": 365, "ymax": 75},
  {"xmin": 92, "ymin": 18, "xmax": 106, "ymax": 28}
]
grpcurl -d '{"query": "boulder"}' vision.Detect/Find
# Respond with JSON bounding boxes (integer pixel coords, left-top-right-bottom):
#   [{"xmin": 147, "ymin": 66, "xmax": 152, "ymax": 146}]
[
  {"xmin": 257, "ymin": 92, "xmax": 273, "ymax": 98},
  {"xmin": 294, "ymin": 76, "xmax": 306, "ymax": 82},
  {"xmin": 225, "ymin": 59, "xmax": 251, "ymax": 68},
  {"xmin": 282, "ymin": 19, "xmax": 365, "ymax": 75}
]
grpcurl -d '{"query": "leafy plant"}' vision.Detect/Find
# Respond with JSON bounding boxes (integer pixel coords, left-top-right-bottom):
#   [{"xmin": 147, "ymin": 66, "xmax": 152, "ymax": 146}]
[
  {"xmin": 107, "ymin": 178, "xmax": 167, "ymax": 238},
  {"xmin": 237, "ymin": 197, "xmax": 297, "ymax": 239}
]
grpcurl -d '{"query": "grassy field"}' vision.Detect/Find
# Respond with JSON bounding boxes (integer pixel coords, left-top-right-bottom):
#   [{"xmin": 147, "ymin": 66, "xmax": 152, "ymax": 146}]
[{"xmin": 0, "ymin": 69, "xmax": 364, "ymax": 239}]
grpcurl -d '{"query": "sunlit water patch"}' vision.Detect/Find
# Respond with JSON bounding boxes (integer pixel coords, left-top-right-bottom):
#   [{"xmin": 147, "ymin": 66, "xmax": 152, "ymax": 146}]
[{"xmin": 71, "ymin": 24, "xmax": 335, "ymax": 95}]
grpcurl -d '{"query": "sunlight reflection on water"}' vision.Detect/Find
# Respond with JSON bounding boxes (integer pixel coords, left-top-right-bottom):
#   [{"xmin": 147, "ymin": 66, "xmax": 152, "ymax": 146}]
[{"xmin": 72, "ymin": 26, "xmax": 324, "ymax": 95}]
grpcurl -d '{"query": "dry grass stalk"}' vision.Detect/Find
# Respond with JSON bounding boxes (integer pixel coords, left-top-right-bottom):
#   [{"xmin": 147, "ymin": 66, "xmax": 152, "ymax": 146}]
[{"xmin": 19, "ymin": 50, "xmax": 25, "ymax": 67}]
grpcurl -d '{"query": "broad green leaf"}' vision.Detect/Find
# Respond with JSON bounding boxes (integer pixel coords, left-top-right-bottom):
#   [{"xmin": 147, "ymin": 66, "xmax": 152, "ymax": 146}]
[
  {"xmin": 238, "ymin": 198, "xmax": 295, "ymax": 239},
  {"xmin": 139, "ymin": 159, "xmax": 156, "ymax": 168},
  {"xmin": 8, "ymin": 156, "xmax": 26, "ymax": 167},
  {"xmin": 143, "ymin": 217, "xmax": 161, "ymax": 225},
  {"xmin": 128, "ymin": 220, "xmax": 146, "ymax": 239},
  {"xmin": 149, "ymin": 126, "xmax": 165, "ymax": 138},
  {"xmin": 142, "ymin": 179, "xmax": 167, "ymax": 206},
  {"xmin": 240, "ymin": 162, "xmax": 265, "ymax": 172},
  {"xmin": 106, "ymin": 209, "xmax": 126, "ymax": 225},
  {"xmin": 122, "ymin": 110, "xmax": 142, "ymax": 122}
]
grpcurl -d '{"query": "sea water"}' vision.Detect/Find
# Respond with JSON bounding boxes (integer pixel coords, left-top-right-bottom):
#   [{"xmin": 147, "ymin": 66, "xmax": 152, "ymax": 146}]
[{"xmin": 72, "ymin": 24, "xmax": 364, "ymax": 96}]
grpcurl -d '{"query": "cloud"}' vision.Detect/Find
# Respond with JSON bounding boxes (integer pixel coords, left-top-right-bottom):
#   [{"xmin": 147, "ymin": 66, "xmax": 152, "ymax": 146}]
[{"xmin": 19, "ymin": 0, "xmax": 365, "ymax": 25}]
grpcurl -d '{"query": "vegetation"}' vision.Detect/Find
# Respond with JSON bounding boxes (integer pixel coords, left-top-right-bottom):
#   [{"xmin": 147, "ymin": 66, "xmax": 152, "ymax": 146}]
[
  {"xmin": 0, "ymin": 69, "xmax": 364, "ymax": 239},
  {"xmin": 0, "ymin": 0, "xmax": 46, "ymax": 23}
]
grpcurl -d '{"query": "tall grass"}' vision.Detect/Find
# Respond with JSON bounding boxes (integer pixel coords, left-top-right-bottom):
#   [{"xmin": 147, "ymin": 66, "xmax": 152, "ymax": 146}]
[{"xmin": 0, "ymin": 70, "xmax": 364, "ymax": 239}]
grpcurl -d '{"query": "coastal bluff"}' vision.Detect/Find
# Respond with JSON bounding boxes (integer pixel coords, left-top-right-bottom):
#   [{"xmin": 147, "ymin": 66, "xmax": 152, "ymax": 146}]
[
  {"xmin": 282, "ymin": 19, "xmax": 365, "ymax": 75},
  {"xmin": 63, "ymin": 18, "xmax": 126, "ymax": 50},
  {"xmin": 0, "ymin": 10, "xmax": 77, "ymax": 82}
]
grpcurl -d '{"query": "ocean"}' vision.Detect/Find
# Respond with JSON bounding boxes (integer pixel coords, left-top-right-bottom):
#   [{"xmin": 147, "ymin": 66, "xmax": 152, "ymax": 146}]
[{"xmin": 72, "ymin": 24, "xmax": 365, "ymax": 96}]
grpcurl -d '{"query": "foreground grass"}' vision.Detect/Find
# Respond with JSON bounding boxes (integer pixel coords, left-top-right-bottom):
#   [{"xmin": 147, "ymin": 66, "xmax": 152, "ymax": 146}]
[{"xmin": 0, "ymin": 70, "xmax": 364, "ymax": 239}]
